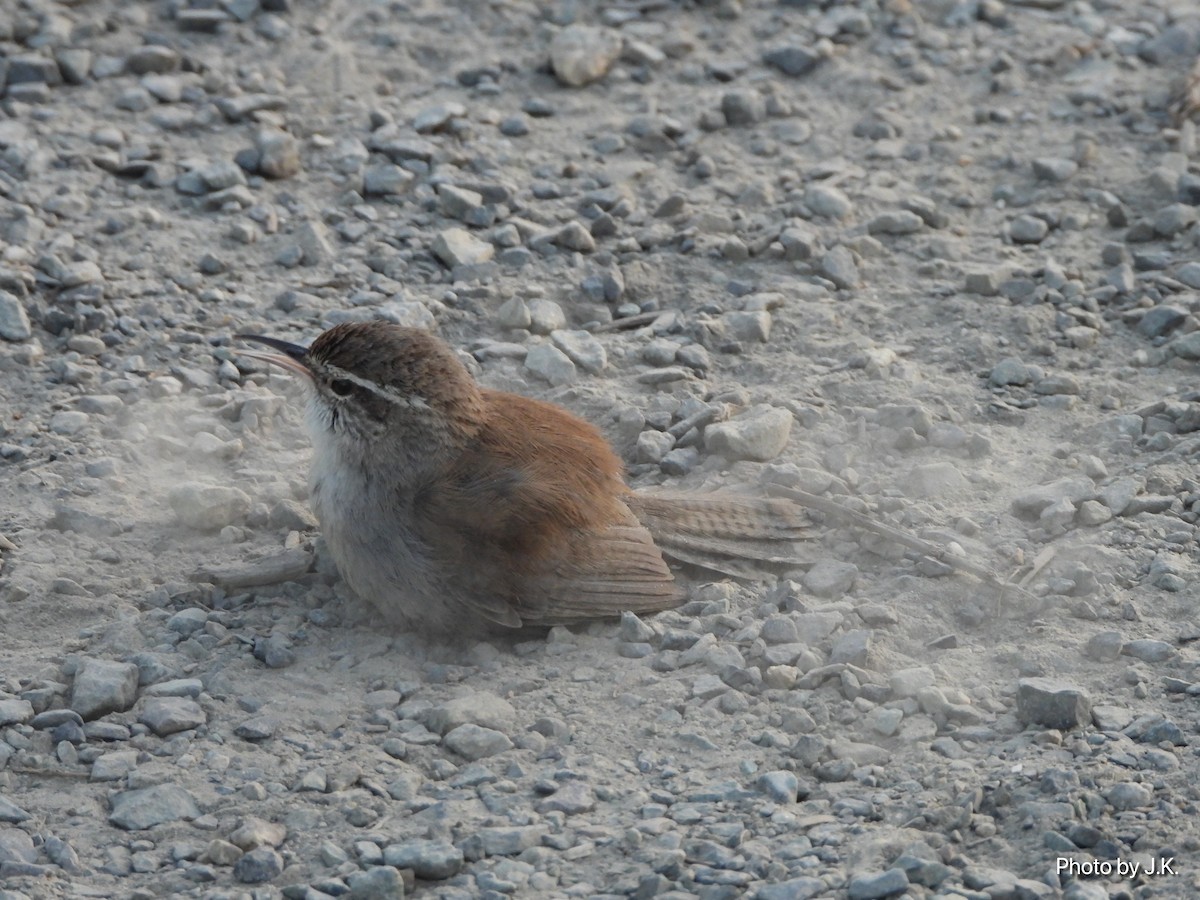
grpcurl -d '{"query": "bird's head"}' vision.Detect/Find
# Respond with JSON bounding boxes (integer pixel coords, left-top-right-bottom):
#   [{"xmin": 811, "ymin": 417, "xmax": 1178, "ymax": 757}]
[{"xmin": 237, "ymin": 322, "xmax": 484, "ymax": 472}]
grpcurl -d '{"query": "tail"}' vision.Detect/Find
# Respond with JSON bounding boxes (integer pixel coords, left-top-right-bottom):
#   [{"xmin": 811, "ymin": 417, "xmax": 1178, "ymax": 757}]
[{"xmin": 626, "ymin": 491, "xmax": 820, "ymax": 579}]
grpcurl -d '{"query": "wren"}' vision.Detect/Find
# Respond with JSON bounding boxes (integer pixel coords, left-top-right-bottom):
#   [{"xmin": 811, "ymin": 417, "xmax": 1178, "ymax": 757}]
[{"xmin": 238, "ymin": 322, "xmax": 812, "ymax": 634}]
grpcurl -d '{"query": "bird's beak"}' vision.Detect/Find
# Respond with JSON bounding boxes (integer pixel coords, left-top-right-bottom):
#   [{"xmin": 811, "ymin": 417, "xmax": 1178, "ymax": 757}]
[{"xmin": 235, "ymin": 334, "xmax": 313, "ymax": 381}]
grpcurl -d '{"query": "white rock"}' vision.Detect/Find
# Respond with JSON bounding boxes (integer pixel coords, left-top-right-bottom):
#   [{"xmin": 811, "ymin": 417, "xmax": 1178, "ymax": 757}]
[
  {"xmin": 296, "ymin": 220, "xmax": 333, "ymax": 265},
  {"xmin": 443, "ymin": 723, "xmax": 513, "ymax": 761},
  {"xmin": 802, "ymin": 560, "xmax": 858, "ymax": 599},
  {"xmin": 1011, "ymin": 477, "xmax": 1094, "ymax": 518},
  {"xmin": 61, "ymin": 260, "xmax": 103, "ymax": 287},
  {"xmin": 67, "ymin": 335, "xmax": 106, "ymax": 355},
  {"xmin": 148, "ymin": 375, "xmax": 184, "ymax": 397},
  {"xmin": 420, "ymin": 693, "xmax": 516, "ymax": 735},
  {"xmin": 363, "ymin": 164, "xmax": 414, "ymax": 196},
  {"xmin": 551, "ymin": 330, "xmax": 606, "ymax": 374},
  {"xmin": 49, "ymin": 410, "xmax": 89, "ymax": 435},
  {"xmin": 0, "ymin": 291, "xmax": 31, "ymax": 341},
  {"xmin": 378, "ymin": 301, "xmax": 436, "ymax": 330},
  {"xmin": 705, "ymin": 405, "xmax": 793, "ymax": 461},
  {"xmin": 432, "ymin": 228, "xmax": 494, "ymax": 268},
  {"xmin": 723, "ymin": 310, "xmax": 772, "ymax": 343},
  {"xmin": 524, "ymin": 344, "xmax": 576, "ymax": 386},
  {"xmin": 413, "ymin": 102, "xmax": 466, "ymax": 133},
  {"xmin": 1077, "ymin": 499, "xmax": 1113, "ymax": 526},
  {"xmin": 75, "ymin": 393, "xmax": 123, "ymax": 415},
  {"xmin": 109, "ymin": 784, "xmax": 200, "ymax": 831},
  {"xmin": 555, "ymin": 221, "xmax": 595, "ymax": 252},
  {"xmin": 527, "ymin": 299, "xmax": 566, "ymax": 334},
  {"xmin": 437, "ymin": 183, "xmax": 484, "ymax": 219},
  {"xmin": 0, "ymin": 699, "xmax": 34, "ymax": 727},
  {"xmin": 495, "ymin": 296, "xmax": 531, "ymax": 330},
  {"xmin": 890, "ymin": 667, "xmax": 936, "ymax": 699},
  {"xmin": 550, "ymin": 25, "xmax": 623, "ymax": 87},
  {"xmin": 255, "ymin": 127, "xmax": 300, "ymax": 179},
  {"xmin": 905, "ymin": 462, "xmax": 967, "ymax": 498},
  {"xmin": 168, "ymin": 482, "xmax": 252, "ymax": 530},
  {"xmin": 636, "ymin": 430, "xmax": 674, "ymax": 464}
]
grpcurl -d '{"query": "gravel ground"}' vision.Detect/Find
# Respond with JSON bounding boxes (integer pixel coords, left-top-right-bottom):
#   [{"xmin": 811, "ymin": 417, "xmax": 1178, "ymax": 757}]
[{"xmin": 3, "ymin": 0, "xmax": 1200, "ymax": 898}]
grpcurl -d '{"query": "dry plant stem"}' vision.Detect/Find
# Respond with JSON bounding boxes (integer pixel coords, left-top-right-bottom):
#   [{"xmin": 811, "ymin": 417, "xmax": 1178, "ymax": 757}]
[
  {"xmin": 765, "ymin": 484, "xmax": 1034, "ymax": 605},
  {"xmin": 1170, "ymin": 54, "xmax": 1200, "ymax": 125},
  {"xmin": 11, "ymin": 766, "xmax": 90, "ymax": 779},
  {"xmin": 591, "ymin": 310, "xmax": 679, "ymax": 333},
  {"xmin": 1018, "ymin": 545, "xmax": 1059, "ymax": 589},
  {"xmin": 192, "ymin": 547, "xmax": 314, "ymax": 589}
]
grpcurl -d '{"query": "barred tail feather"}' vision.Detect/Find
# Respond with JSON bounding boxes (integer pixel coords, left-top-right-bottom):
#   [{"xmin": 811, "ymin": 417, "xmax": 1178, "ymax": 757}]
[{"xmin": 627, "ymin": 491, "xmax": 820, "ymax": 578}]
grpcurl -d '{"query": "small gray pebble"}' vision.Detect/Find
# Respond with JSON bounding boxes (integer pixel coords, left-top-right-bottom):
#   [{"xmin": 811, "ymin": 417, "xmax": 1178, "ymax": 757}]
[
  {"xmin": 867, "ymin": 210, "xmax": 924, "ymax": 235},
  {"xmin": 757, "ymin": 770, "xmax": 799, "ymax": 803},
  {"xmin": 705, "ymin": 405, "xmax": 792, "ymax": 461},
  {"xmin": 848, "ymin": 868, "xmax": 910, "ymax": 900},
  {"xmin": 819, "ymin": 245, "xmax": 859, "ymax": 288},
  {"xmin": 71, "ymin": 658, "xmax": 139, "ymax": 720},
  {"xmin": 550, "ymin": 330, "xmax": 606, "ymax": 374},
  {"xmin": 233, "ymin": 847, "xmax": 283, "ymax": 884},
  {"xmin": 0, "ymin": 291, "xmax": 32, "ymax": 341},
  {"xmin": 443, "ymin": 723, "xmax": 513, "ymax": 760},
  {"xmin": 524, "ymin": 344, "xmax": 576, "ymax": 386},
  {"xmin": 431, "ymin": 228, "xmax": 494, "ymax": 268},
  {"xmin": 268, "ymin": 499, "xmax": 318, "ymax": 531},
  {"xmin": 1120, "ymin": 639, "xmax": 1175, "ymax": 663},
  {"xmin": 253, "ymin": 635, "xmax": 296, "ymax": 669},
  {"xmin": 382, "ymin": 839, "xmax": 464, "ymax": 880},
  {"xmin": 1016, "ymin": 677, "xmax": 1092, "ymax": 730},
  {"xmin": 347, "ymin": 865, "xmax": 406, "ymax": 899},
  {"xmin": 499, "ymin": 115, "xmax": 530, "ymax": 136},
  {"xmin": 1084, "ymin": 631, "xmax": 1123, "ymax": 662},
  {"xmin": 139, "ymin": 697, "xmax": 206, "ymax": 736},
  {"xmin": 990, "ymin": 356, "xmax": 1034, "ymax": 386},
  {"xmin": 109, "ymin": 784, "xmax": 200, "ymax": 830},
  {"xmin": 763, "ymin": 44, "xmax": 822, "ymax": 77},
  {"xmin": 1105, "ymin": 782, "xmax": 1151, "ymax": 811},
  {"xmin": 1010, "ymin": 215, "xmax": 1049, "ymax": 244},
  {"xmin": 1031, "ymin": 157, "xmax": 1078, "ymax": 182},
  {"xmin": 660, "ymin": 446, "xmax": 700, "ymax": 475},
  {"xmin": 806, "ymin": 184, "xmax": 853, "ymax": 219},
  {"xmin": 721, "ymin": 90, "xmax": 764, "ymax": 126}
]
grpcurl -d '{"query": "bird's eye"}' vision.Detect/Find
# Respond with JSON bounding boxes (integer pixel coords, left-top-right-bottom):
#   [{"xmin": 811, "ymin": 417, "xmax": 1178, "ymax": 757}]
[{"xmin": 330, "ymin": 378, "xmax": 355, "ymax": 397}]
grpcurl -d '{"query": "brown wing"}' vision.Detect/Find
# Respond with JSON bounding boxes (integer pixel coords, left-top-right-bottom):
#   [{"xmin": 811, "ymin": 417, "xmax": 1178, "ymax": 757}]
[
  {"xmin": 514, "ymin": 510, "xmax": 684, "ymax": 626},
  {"xmin": 413, "ymin": 390, "xmax": 681, "ymax": 628}
]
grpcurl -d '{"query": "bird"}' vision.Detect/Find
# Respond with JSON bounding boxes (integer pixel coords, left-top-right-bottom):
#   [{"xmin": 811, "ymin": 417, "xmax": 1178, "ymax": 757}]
[{"xmin": 235, "ymin": 322, "xmax": 816, "ymax": 635}]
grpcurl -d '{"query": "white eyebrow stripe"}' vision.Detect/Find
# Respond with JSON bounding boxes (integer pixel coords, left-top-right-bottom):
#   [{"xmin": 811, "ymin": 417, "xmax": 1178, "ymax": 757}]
[{"xmin": 323, "ymin": 364, "xmax": 430, "ymax": 410}]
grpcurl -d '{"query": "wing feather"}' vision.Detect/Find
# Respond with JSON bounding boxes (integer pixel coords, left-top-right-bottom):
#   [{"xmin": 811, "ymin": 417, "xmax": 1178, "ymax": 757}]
[{"xmin": 412, "ymin": 394, "xmax": 681, "ymax": 628}]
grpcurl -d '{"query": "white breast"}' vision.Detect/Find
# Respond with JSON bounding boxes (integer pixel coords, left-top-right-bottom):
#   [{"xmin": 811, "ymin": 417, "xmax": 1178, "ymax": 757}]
[{"xmin": 305, "ymin": 411, "xmax": 435, "ymax": 626}]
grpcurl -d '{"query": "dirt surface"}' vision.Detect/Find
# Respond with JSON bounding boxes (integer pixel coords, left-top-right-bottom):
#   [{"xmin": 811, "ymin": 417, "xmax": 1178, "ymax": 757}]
[{"xmin": 3, "ymin": 0, "xmax": 1200, "ymax": 898}]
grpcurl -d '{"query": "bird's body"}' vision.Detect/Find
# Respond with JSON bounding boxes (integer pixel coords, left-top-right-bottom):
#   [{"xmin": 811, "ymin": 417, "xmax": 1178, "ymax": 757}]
[
  {"xmin": 238, "ymin": 322, "xmax": 814, "ymax": 634},
  {"xmin": 309, "ymin": 385, "xmax": 683, "ymax": 632}
]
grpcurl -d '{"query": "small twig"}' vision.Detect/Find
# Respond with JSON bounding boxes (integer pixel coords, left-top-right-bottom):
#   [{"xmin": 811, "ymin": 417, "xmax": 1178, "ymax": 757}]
[
  {"xmin": 1132, "ymin": 400, "xmax": 1166, "ymax": 419},
  {"xmin": 765, "ymin": 485, "xmax": 1036, "ymax": 605},
  {"xmin": 11, "ymin": 766, "xmax": 89, "ymax": 779},
  {"xmin": 1018, "ymin": 545, "xmax": 1058, "ymax": 589},
  {"xmin": 192, "ymin": 547, "xmax": 314, "ymax": 589},
  {"xmin": 668, "ymin": 405, "xmax": 724, "ymax": 440},
  {"xmin": 591, "ymin": 310, "xmax": 678, "ymax": 333}
]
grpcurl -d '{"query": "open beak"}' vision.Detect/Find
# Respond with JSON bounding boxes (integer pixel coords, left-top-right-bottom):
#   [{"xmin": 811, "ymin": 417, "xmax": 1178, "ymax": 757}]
[{"xmin": 235, "ymin": 334, "xmax": 313, "ymax": 381}]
